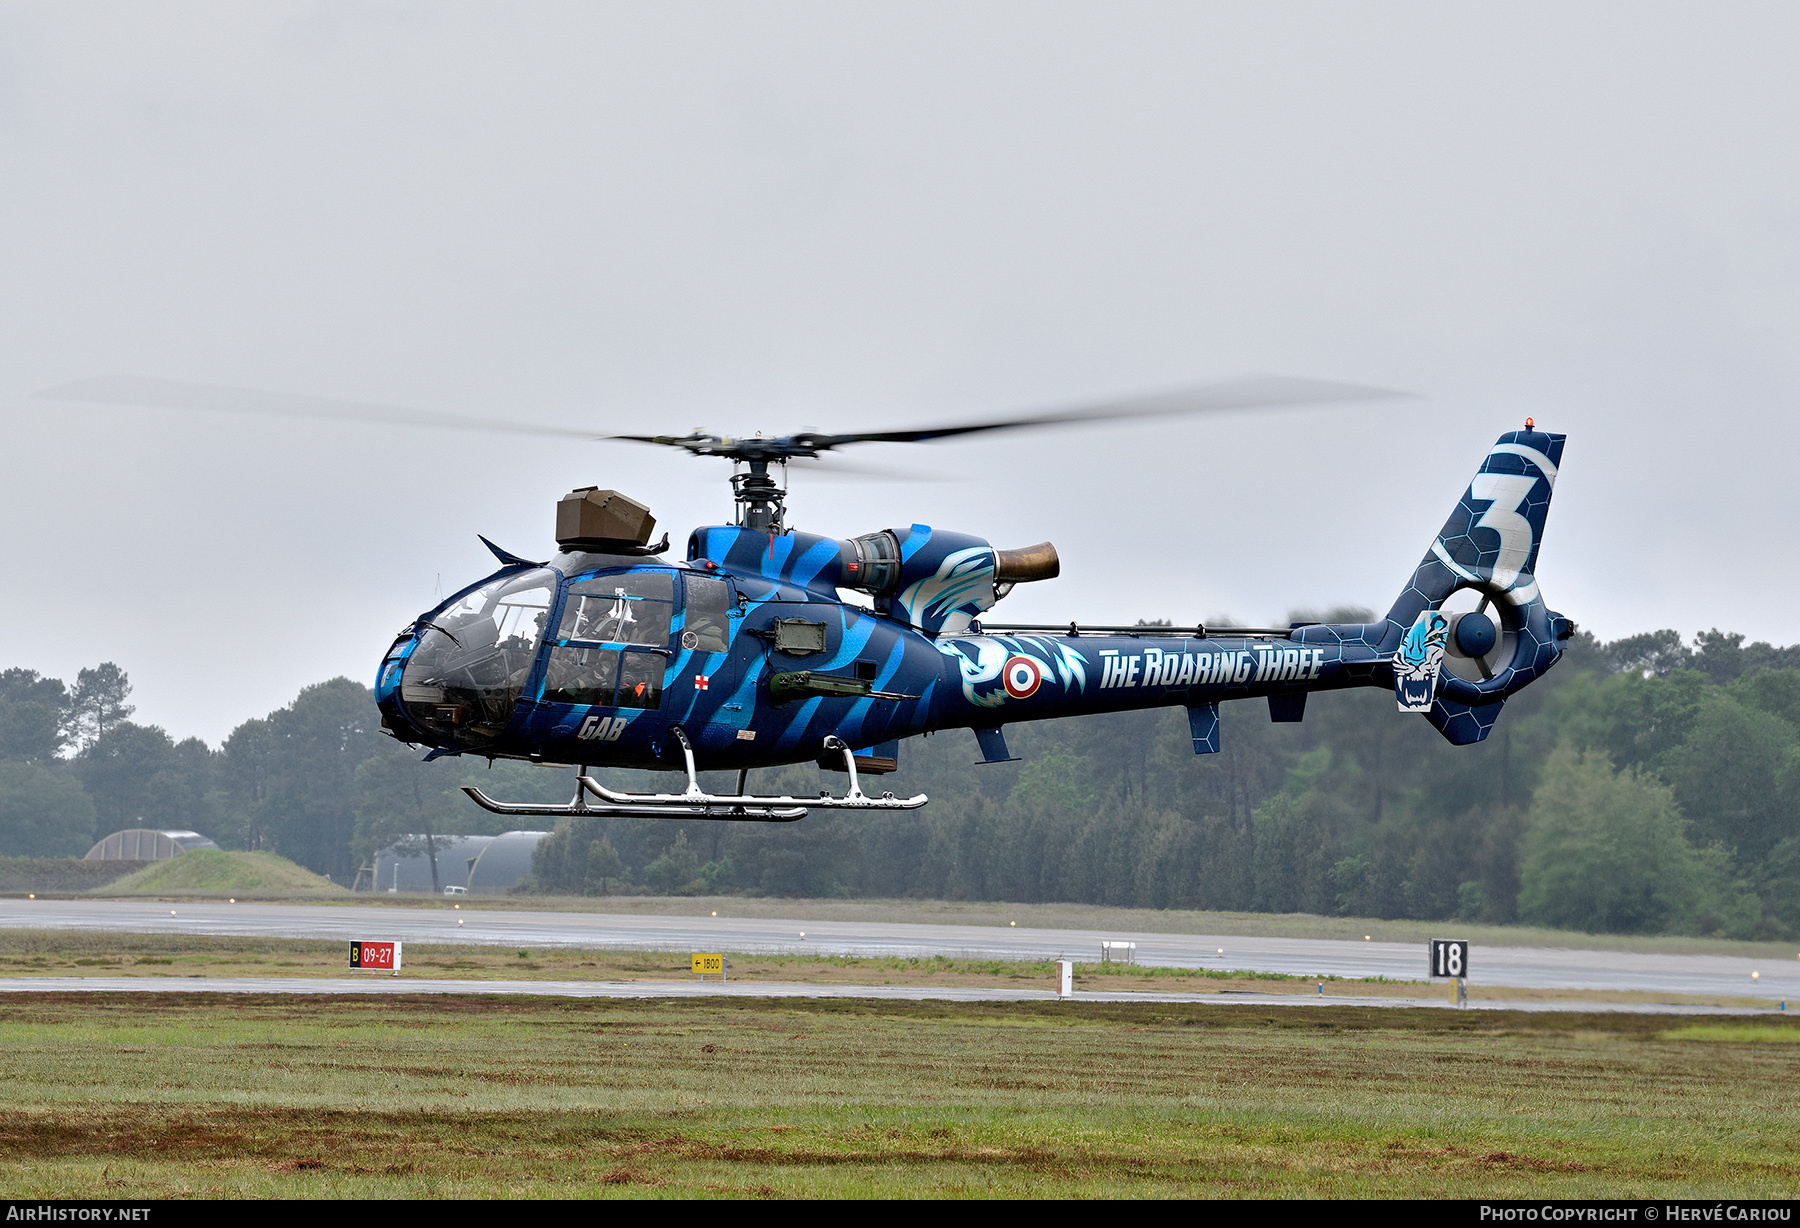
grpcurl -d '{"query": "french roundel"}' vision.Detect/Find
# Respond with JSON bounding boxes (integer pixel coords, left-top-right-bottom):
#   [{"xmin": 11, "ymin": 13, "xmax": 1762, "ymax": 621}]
[{"xmin": 1003, "ymin": 655, "xmax": 1042, "ymax": 699}]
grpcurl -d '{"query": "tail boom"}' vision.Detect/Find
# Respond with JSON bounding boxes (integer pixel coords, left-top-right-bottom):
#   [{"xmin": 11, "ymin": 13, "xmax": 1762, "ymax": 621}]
[{"xmin": 926, "ymin": 426, "xmax": 1573, "ymax": 753}]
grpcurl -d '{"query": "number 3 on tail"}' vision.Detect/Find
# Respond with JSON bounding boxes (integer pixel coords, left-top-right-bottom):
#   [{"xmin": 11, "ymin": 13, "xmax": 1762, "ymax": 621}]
[{"xmin": 1469, "ymin": 473, "xmax": 1538, "ymax": 591}]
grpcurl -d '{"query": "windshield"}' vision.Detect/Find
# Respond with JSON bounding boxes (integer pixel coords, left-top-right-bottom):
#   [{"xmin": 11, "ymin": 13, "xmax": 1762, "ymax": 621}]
[{"xmin": 398, "ymin": 568, "xmax": 556, "ymax": 747}]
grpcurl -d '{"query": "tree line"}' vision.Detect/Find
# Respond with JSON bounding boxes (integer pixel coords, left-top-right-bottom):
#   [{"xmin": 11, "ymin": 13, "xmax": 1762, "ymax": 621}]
[
  {"xmin": 0, "ymin": 666, "xmax": 540, "ymax": 884},
  {"xmin": 532, "ymin": 622, "xmax": 1800, "ymax": 939},
  {"xmin": 4, "ymin": 621, "xmax": 1799, "ymax": 936}
]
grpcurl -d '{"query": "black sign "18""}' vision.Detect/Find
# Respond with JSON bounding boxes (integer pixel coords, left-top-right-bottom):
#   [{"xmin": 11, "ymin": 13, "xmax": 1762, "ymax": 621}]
[{"xmin": 1429, "ymin": 939, "xmax": 1468, "ymax": 978}]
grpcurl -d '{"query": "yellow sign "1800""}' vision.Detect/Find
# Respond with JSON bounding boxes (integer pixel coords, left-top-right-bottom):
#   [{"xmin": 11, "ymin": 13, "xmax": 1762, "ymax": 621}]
[{"xmin": 692, "ymin": 953, "xmax": 724, "ymax": 975}]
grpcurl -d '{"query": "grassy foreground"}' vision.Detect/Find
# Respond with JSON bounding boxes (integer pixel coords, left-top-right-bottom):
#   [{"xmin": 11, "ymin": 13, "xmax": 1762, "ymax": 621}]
[{"xmin": 1, "ymin": 992, "xmax": 1798, "ymax": 1199}]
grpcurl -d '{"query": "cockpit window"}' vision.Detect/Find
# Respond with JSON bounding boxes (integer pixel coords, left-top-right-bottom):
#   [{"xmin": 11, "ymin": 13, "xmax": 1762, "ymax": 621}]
[
  {"xmin": 541, "ymin": 644, "xmax": 619, "ymax": 708},
  {"xmin": 684, "ymin": 574, "xmax": 731, "ymax": 653},
  {"xmin": 558, "ymin": 571, "xmax": 674, "ymax": 647},
  {"xmin": 537, "ymin": 569, "xmax": 676, "ymax": 713},
  {"xmin": 434, "ymin": 570, "xmax": 556, "ymax": 653},
  {"xmin": 399, "ymin": 568, "xmax": 556, "ymax": 747}
]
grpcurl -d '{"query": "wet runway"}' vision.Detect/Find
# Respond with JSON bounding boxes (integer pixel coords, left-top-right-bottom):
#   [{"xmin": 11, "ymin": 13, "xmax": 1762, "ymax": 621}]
[
  {"xmin": 0, "ymin": 973, "xmax": 1776, "ymax": 1014},
  {"xmin": 4, "ymin": 897, "xmax": 1797, "ymax": 1005}
]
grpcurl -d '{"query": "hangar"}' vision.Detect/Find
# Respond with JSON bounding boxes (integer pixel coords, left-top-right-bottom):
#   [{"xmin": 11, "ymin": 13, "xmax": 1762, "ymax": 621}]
[
  {"xmin": 85, "ymin": 828, "xmax": 222, "ymax": 860},
  {"xmin": 366, "ymin": 831, "xmax": 549, "ymax": 895}
]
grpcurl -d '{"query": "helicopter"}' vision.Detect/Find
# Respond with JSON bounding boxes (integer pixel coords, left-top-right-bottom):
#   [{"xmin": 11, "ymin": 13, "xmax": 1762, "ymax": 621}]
[{"xmin": 41, "ymin": 375, "xmax": 1573, "ymax": 821}]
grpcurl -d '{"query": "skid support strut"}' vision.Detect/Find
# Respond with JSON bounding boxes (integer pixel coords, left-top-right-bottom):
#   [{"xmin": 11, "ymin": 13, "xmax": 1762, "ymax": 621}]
[{"xmin": 461, "ymin": 730, "xmax": 927, "ymax": 821}]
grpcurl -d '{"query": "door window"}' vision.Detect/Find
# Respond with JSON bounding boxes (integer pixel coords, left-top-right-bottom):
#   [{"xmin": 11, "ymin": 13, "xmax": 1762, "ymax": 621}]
[
  {"xmin": 558, "ymin": 571, "xmax": 674, "ymax": 646},
  {"xmin": 683, "ymin": 574, "xmax": 732, "ymax": 653}
]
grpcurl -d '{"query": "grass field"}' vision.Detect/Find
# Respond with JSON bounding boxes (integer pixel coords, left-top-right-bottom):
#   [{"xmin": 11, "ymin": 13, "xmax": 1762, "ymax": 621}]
[
  {"xmin": 1, "ymin": 908, "xmax": 1793, "ymax": 1197},
  {"xmin": 1, "ymin": 991, "xmax": 1798, "ymax": 1198}
]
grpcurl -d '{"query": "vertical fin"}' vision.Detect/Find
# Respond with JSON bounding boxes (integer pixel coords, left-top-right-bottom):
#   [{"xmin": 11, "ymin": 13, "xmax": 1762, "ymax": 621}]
[
  {"xmin": 1186, "ymin": 703, "xmax": 1220, "ymax": 754},
  {"xmin": 1386, "ymin": 428, "xmax": 1565, "ymax": 633},
  {"xmin": 973, "ymin": 726, "xmax": 1018, "ymax": 764},
  {"xmin": 1382, "ymin": 427, "xmax": 1570, "ymax": 743},
  {"xmin": 1267, "ymin": 693, "xmax": 1306, "ymax": 723}
]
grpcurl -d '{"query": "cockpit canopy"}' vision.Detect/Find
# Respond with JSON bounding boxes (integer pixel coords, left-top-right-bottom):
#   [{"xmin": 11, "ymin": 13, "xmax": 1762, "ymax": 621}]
[
  {"xmin": 392, "ymin": 558, "xmax": 732, "ymax": 751},
  {"xmin": 397, "ymin": 567, "xmax": 556, "ymax": 747}
]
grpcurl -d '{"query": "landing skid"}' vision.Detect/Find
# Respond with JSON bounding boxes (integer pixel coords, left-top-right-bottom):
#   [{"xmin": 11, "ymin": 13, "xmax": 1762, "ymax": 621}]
[{"xmin": 462, "ymin": 731, "xmax": 928, "ymax": 822}]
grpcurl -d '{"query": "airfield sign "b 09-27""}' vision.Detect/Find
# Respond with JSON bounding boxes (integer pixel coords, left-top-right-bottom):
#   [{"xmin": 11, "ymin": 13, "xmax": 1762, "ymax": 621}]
[{"xmin": 349, "ymin": 940, "xmax": 402, "ymax": 973}]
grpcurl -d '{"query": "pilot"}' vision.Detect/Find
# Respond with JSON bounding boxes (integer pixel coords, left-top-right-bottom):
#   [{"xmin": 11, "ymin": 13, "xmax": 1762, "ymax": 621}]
[
  {"xmin": 544, "ymin": 647, "xmax": 617, "ymax": 706},
  {"xmin": 569, "ymin": 597, "xmax": 626, "ymax": 643},
  {"xmin": 500, "ymin": 608, "xmax": 549, "ymax": 654},
  {"xmin": 618, "ymin": 653, "xmax": 659, "ymax": 708}
]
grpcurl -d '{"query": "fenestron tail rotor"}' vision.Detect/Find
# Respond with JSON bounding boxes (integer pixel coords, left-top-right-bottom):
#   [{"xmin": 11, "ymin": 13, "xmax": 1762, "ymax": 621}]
[{"xmin": 1441, "ymin": 588, "xmax": 1511, "ymax": 683}]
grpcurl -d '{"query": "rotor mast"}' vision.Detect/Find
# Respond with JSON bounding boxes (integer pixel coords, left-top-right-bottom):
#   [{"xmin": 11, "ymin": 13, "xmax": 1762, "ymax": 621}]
[{"xmin": 731, "ymin": 456, "xmax": 788, "ymax": 533}]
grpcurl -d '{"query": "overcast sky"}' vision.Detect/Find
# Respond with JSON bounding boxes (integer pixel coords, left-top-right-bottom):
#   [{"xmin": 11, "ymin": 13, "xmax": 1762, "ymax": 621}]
[{"xmin": 4, "ymin": 2, "xmax": 1798, "ymax": 746}]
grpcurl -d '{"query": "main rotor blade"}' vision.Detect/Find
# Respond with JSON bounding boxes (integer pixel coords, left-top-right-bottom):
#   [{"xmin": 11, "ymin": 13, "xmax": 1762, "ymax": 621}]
[
  {"xmin": 34, "ymin": 375, "xmax": 604, "ymax": 441},
  {"xmin": 798, "ymin": 375, "xmax": 1406, "ymax": 450},
  {"xmin": 787, "ymin": 455, "xmax": 949, "ymax": 483}
]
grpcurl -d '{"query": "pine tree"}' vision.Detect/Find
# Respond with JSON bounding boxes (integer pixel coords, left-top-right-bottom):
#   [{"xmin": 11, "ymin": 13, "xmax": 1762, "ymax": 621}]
[{"xmin": 66, "ymin": 663, "xmax": 134, "ymax": 753}]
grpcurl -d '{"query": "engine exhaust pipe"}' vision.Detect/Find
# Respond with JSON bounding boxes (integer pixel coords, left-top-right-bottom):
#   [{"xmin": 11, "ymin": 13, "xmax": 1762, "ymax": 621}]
[{"xmin": 993, "ymin": 542, "xmax": 1060, "ymax": 583}]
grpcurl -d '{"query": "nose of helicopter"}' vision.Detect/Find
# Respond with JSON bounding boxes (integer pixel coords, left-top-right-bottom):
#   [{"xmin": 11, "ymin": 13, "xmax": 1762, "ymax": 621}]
[
  {"xmin": 380, "ymin": 622, "xmax": 527, "ymax": 751},
  {"xmin": 378, "ymin": 567, "xmax": 558, "ymax": 751}
]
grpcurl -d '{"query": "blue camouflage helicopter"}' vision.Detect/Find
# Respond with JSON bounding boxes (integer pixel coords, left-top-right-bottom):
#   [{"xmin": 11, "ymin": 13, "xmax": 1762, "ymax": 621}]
[
  {"xmin": 38, "ymin": 374, "xmax": 1571, "ymax": 820},
  {"xmin": 351, "ymin": 379, "xmax": 1575, "ymax": 822}
]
